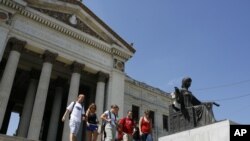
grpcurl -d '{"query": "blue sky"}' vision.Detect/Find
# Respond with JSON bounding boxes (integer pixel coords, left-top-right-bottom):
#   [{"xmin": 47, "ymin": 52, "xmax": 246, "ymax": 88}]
[{"xmin": 84, "ymin": 0, "xmax": 250, "ymax": 124}]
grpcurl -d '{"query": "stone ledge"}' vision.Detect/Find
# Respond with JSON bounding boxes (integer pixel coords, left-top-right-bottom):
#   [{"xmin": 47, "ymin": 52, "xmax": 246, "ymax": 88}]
[
  {"xmin": 0, "ymin": 134, "xmax": 37, "ymax": 141},
  {"xmin": 159, "ymin": 120, "xmax": 232, "ymax": 141}
]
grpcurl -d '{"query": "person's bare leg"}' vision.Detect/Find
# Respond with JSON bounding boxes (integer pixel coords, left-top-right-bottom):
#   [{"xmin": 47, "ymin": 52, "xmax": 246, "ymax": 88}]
[
  {"xmin": 70, "ymin": 133, "xmax": 77, "ymax": 141},
  {"xmin": 69, "ymin": 133, "xmax": 73, "ymax": 141},
  {"xmin": 87, "ymin": 131, "xmax": 92, "ymax": 141},
  {"xmin": 93, "ymin": 131, "xmax": 98, "ymax": 141},
  {"xmin": 73, "ymin": 134, "xmax": 77, "ymax": 141}
]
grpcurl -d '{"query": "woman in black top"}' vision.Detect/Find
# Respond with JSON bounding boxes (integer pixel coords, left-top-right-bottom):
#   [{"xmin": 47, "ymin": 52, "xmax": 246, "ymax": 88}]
[{"xmin": 86, "ymin": 103, "xmax": 99, "ymax": 141}]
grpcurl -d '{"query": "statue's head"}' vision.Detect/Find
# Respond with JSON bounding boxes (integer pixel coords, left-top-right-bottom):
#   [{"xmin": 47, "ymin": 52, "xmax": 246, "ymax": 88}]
[{"xmin": 181, "ymin": 77, "xmax": 192, "ymax": 89}]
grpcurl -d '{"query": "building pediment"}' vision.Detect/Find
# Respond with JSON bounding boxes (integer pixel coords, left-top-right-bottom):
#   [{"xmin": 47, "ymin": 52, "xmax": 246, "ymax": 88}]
[
  {"xmin": 31, "ymin": 7, "xmax": 107, "ymax": 43},
  {"xmin": 25, "ymin": 0, "xmax": 135, "ymax": 54}
]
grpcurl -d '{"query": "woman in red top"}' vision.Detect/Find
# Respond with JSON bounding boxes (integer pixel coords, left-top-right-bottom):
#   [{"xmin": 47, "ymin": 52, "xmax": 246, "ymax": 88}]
[{"xmin": 139, "ymin": 110, "xmax": 153, "ymax": 141}]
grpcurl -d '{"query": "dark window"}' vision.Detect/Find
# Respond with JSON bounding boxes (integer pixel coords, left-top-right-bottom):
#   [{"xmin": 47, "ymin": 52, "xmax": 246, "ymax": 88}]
[
  {"xmin": 132, "ymin": 105, "xmax": 139, "ymax": 122},
  {"xmin": 149, "ymin": 111, "xmax": 155, "ymax": 128},
  {"xmin": 163, "ymin": 115, "xmax": 168, "ymax": 131}
]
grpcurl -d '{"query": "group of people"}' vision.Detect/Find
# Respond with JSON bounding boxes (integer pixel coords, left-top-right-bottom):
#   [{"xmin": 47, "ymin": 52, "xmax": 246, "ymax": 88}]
[{"xmin": 62, "ymin": 94, "xmax": 153, "ymax": 141}]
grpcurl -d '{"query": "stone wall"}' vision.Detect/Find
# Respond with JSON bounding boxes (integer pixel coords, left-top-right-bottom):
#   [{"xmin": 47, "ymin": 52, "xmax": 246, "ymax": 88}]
[{"xmin": 124, "ymin": 76, "xmax": 172, "ymax": 139}]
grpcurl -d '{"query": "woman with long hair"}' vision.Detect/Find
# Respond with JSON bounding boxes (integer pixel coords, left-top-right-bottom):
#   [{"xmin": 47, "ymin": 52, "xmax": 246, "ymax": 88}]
[
  {"xmin": 139, "ymin": 110, "xmax": 153, "ymax": 141},
  {"xmin": 86, "ymin": 103, "xmax": 99, "ymax": 141}
]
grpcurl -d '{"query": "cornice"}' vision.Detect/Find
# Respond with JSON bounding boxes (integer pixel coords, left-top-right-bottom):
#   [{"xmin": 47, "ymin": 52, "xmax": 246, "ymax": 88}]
[
  {"xmin": 58, "ymin": 0, "xmax": 136, "ymax": 54},
  {"xmin": 31, "ymin": 7, "xmax": 106, "ymax": 42},
  {"xmin": 125, "ymin": 75, "xmax": 171, "ymax": 98},
  {"xmin": 0, "ymin": 0, "xmax": 132, "ymax": 60}
]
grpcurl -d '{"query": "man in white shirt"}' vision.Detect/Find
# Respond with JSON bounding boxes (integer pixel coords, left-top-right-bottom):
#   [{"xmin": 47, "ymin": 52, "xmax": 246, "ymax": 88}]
[{"xmin": 62, "ymin": 94, "xmax": 85, "ymax": 141}]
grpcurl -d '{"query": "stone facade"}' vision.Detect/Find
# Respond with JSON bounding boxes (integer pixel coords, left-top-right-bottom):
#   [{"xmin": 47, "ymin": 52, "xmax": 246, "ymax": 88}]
[
  {"xmin": 124, "ymin": 76, "xmax": 172, "ymax": 140},
  {"xmin": 0, "ymin": 0, "xmax": 171, "ymax": 141}
]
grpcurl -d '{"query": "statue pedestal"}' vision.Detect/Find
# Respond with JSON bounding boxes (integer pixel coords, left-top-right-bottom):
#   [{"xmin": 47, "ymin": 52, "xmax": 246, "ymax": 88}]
[{"xmin": 159, "ymin": 120, "xmax": 234, "ymax": 141}]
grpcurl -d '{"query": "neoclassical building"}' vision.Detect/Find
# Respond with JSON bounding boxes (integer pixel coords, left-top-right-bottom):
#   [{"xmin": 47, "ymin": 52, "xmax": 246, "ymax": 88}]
[{"xmin": 0, "ymin": 0, "xmax": 171, "ymax": 141}]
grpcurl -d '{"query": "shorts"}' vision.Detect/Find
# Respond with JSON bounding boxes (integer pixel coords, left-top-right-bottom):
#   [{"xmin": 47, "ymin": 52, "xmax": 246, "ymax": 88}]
[
  {"xmin": 69, "ymin": 120, "xmax": 81, "ymax": 135},
  {"xmin": 87, "ymin": 124, "xmax": 98, "ymax": 131}
]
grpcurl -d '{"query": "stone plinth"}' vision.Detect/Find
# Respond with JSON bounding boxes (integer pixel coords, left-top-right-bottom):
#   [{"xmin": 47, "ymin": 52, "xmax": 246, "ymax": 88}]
[
  {"xmin": 159, "ymin": 120, "xmax": 233, "ymax": 141},
  {"xmin": 0, "ymin": 134, "xmax": 36, "ymax": 141}
]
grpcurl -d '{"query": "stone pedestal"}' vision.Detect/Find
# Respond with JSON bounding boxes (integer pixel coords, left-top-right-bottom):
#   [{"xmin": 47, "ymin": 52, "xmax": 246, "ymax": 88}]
[{"xmin": 159, "ymin": 120, "xmax": 232, "ymax": 141}]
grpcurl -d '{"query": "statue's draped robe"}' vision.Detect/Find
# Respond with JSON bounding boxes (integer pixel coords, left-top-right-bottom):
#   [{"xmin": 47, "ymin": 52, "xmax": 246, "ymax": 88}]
[{"xmin": 180, "ymin": 88, "xmax": 216, "ymax": 126}]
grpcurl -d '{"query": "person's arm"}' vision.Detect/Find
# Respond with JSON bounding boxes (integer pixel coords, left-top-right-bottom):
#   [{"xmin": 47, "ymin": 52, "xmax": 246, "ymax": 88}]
[
  {"xmin": 62, "ymin": 109, "xmax": 69, "ymax": 122},
  {"xmin": 62, "ymin": 102, "xmax": 74, "ymax": 122},
  {"xmin": 101, "ymin": 111, "xmax": 111, "ymax": 122},
  {"xmin": 139, "ymin": 117, "xmax": 143, "ymax": 135},
  {"xmin": 132, "ymin": 121, "xmax": 136, "ymax": 135},
  {"xmin": 96, "ymin": 113, "xmax": 100, "ymax": 124},
  {"xmin": 82, "ymin": 107, "xmax": 86, "ymax": 121},
  {"xmin": 118, "ymin": 118, "xmax": 124, "ymax": 131},
  {"xmin": 85, "ymin": 109, "xmax": 90, "ymax": 125}
]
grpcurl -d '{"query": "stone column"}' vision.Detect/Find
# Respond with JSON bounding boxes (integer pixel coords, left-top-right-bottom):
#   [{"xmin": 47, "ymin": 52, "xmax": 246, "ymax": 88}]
[
  {"xmin": 46, "ymin": 78, "xmax": 65, "ymax": 141},
  {"xmin": 106, "ymin": 70, "xmax": 125, "ymax": 117},
  {"xmin": 0, "ymin": 38, "xmax": 26, "ymax": 129},
  {"xmin": 17, "ymin": 70, "xmax": 39, "ymax": 137},
  {"xmin": 0, "ymin": 101, "xmax": 14, "ymax": 134},
  {"xmin": 95, "ymin": 71, "xmax": 109, "ymax": 118},
  {"xmin": 62, "ymin": 61, "xmax": 84, "ymax": 141},
  {"xmin": 0, "ymin": 26, "xmax": 9, "ymax": 62},
  {"xmin": 27, "ymin": 50, "xmax": 58, "ymax": 140}
]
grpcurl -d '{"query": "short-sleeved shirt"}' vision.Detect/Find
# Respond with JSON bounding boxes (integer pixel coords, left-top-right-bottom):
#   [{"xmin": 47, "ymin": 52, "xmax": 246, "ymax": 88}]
[
  {"xmin": 119, "ymin": 117, "xmax": 134, "ymax": 134},
  {"xmin": 67, "ymin": 102, "xmax": 85, "ymax": 122},
  {"xmin": 104, "ymin": 110, "xmax": 117, "ymax": 126}
]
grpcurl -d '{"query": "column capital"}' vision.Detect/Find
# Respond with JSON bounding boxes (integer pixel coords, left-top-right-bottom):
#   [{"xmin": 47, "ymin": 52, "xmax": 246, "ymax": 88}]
[
  {"xmin": 43, "ymin": 50, "xmax": 58, "ymax": 63},
  {"xmin": 71, "ymin": 61, "xmax": 85, "ymax": 73},
  {"xmin": 8, "ymin": 37, "xmax": 26, "ymax": 52},
  {"xmin": 97, "ymin": 71, "xmax": 109, "ymax": 82}
]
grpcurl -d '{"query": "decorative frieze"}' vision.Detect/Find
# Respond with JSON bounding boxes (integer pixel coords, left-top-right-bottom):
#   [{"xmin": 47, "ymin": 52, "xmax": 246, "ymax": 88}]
[
  {"xmin": 0, "ymin": 10, "xmax": 11, "ymax": 24},
  {"xmin": 0, "ymin": 0, "xmax": 133, "ymax": 61},
  {"xmin": 31, "ymin": 7, "xmax": 105, "ymax": 42},
  {"xmin": 113, "ymin": 58, "xmax": 124, "ymax": 72}
]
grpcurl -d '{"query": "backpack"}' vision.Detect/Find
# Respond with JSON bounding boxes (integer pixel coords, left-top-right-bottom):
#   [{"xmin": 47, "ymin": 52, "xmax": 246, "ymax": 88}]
[
  {"xmin": 101, "ymin": 111, "xmax": 116, "ymax": 138},
  {"xmin": 69, "ymin": 102, "xmax": 76, "ymax": 119}
]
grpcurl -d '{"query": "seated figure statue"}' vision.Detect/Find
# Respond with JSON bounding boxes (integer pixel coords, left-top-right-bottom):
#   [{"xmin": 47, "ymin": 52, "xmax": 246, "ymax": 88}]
[{"xmin": 173, "ymin": 77, "xmax": 217, "ymax": 128}]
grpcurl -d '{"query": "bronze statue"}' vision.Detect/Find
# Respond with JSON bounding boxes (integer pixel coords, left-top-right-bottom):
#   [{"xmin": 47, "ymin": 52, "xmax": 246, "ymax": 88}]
[
  {"xmin": 169, "ymin": 77, "xmax": 219, "ymax": 133},
  {"xmin": 174, "ymin": 77, "xmax": 202, "ymax": 109}
]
